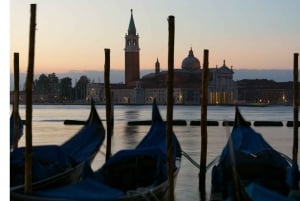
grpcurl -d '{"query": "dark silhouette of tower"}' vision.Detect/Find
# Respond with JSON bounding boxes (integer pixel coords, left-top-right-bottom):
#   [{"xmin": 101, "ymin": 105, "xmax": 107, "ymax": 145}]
[
  {"xmin": 155, "ymin": 58, "xmax": 160, "ymax": 74},
  {"xmin": 124, "ymin": 9, "xmax": 140, "ymax": 86}
]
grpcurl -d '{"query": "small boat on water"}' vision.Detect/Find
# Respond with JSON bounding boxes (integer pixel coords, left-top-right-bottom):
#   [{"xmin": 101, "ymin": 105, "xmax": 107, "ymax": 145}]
[
  {"xmin": 210, "ymin": 106, "xmax": 299, "ymax": 201},
  {"xmin": 10, "ymin": 111, "xmax": 24, "ymax": 149},
  {"xmin": 11, "ymin": 99, "xmax": 182, "ymax": 201},
  {"xmin": 10, "ymin": 99, "xmax": 105, "ymax": 191}
]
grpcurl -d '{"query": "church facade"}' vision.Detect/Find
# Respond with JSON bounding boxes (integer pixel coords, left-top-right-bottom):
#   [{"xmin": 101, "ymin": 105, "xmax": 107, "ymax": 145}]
[{"xmin": 87, "ymin": 10, "xmax": 236, "ymax": 105}]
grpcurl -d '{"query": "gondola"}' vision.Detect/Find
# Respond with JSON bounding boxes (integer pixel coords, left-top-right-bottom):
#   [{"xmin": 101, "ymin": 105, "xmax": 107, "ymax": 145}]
[
  {"xmin": 11, "ymin": 99, "xmax": 182, "ymax": 201},
  {"xmin": 10, "ymin": 111, "xmax": 24, "ymax": 150},
  {"xmin": 10, "ymin": 99, "xmax": 105, "ymax": 192},
  {"xmin": 210, "ymin": 106, "xmax": 299, "ymax": 201}
]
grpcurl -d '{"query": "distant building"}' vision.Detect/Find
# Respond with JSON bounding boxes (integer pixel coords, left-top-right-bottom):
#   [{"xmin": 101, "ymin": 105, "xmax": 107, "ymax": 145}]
[
  {"xmin": 236, "ymin": 79, "xmax": 292, "ymax": 105},
  {"xmin": 87, "ymin": 9, "xmax": 236, "ymax": 105}
]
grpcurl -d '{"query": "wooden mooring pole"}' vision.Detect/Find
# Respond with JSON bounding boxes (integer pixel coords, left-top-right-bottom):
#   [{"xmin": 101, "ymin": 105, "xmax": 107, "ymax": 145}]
[
  {"xmin": 25, "ymin": 3, "xmax": 36, "ymax": 193},
  {"xmin": 13, "ymin": 52, "xmax": 20, "ymax": 150},
  {"xmin": 104, "ymin": 48, "xmax": 112, "ymax": 161},
  {"xmin": 199, "ymin": 49, "xmax": 209, "ymax": 200},
  {"xmin": 167, "ymin": 15, "xmax": 175, "ymax": 201},
  {"xmin": 293, "ymin": 53, "xmax": 299, "ymax": 163}
]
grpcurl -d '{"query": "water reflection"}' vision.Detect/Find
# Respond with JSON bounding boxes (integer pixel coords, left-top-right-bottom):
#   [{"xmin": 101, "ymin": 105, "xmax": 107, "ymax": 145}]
[
  {"xmin": 123, "ymin": 125, "xmax": 140, "ymax": 147},
  {"xmin": 124, "ymin": 109, "xmax": 140, "ymax": 121}
]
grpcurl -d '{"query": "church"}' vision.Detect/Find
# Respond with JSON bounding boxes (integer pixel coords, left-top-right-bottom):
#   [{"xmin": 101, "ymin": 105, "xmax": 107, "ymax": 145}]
[{"xmin": 87, "ymin": 10, "xmax": 236, "ymax": 105}]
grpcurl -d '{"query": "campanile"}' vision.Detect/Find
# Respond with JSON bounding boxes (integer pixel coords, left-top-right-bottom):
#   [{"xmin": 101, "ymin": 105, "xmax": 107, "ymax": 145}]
[{"xmin": 124, "ymin": 9, "xmax": 140, "ymax": 86}]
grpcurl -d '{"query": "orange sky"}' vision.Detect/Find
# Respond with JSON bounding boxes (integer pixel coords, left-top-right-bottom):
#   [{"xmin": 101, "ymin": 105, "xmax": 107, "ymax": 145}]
[{"xmin": 8, "ymin": 0, "xmax": 300, "ymax": 75}]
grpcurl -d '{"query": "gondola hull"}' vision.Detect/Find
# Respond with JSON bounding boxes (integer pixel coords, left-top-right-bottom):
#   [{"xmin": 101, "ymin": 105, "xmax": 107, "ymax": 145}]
[
  {"xmin": 10, "ymin": 100, "xmax": 105, "ymax": 192},
  {"xmin": 117, "ymin": 158, "xmax": 181, "ymax": 201},
  {"xmin": 210, "ymin": 106, "xmax": 298, "ymax": 201},
  {"xmin": 10, "ymin": 112, "xmax": 24, "ymax": 149},
  {"xmin": 10, "ymin": 153, "xmax": 95, "ymax": 192}
]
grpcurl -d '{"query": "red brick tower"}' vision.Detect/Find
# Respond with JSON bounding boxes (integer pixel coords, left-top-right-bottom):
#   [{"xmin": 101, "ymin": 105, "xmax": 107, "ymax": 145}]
[{"xmin": 124, "ymin": 9, "xmax": 140, "ymax": 86}]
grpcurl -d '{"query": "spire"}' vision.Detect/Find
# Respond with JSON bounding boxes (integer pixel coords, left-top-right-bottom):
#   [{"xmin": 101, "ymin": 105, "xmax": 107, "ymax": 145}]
[
  {"xmin": 155, "ymin": 58, "xmax": 160, "ymax": 74},
  {"xmin": 128, "ymin": 9, "xmax": 136, "ymax": 35},
  {"xmin": 188, "ymin": 47, "xmax": 194, "ymax": 57}
]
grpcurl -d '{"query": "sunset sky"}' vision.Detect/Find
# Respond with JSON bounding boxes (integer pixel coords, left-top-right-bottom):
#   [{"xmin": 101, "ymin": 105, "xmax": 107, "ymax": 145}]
[{"xmin": 8, "ymin": 0, "xmax": 300, "ymax": 74}]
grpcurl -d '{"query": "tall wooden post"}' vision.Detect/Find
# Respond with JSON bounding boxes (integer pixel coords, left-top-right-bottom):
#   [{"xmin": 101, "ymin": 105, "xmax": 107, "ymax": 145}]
[
  {"xmin": 25, "ymin": 3, "xmax": 36, "ymax": 193},
  {"xmin": 167, "ymin": 15, "xmax": 175, "ymax": 201},
  {"xmin": 13, "ymin": 52, "xmax": 20, "ymax": 149},
  {"xmin": 199, "ymin": 49, "xmax": 209, "ymax": 200},
  {"xmin": 293, "ymin": 53, "xmax": 299, "ymax": 162},
  {"xmin": 104, "ymin": 48, "xmax": 112, "ymax": 161}
]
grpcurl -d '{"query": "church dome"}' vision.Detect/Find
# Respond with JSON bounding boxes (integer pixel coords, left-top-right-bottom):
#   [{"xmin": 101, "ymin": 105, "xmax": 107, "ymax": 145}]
[{"xmin": 181, "ymin": 48, "xmax": 201, "ymax": 71}]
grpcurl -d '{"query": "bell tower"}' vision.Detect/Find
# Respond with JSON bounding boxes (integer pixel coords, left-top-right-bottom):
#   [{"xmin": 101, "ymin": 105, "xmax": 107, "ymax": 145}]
[{"xmin": 124, "ymin": 9, "xmax": 140, "ymax": 86}]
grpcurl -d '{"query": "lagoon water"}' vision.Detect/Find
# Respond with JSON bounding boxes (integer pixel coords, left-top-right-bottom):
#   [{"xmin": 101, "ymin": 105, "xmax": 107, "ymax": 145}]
[{"xmin": 13, "ymin": 104, "xmax": 299, "ymax": 200}]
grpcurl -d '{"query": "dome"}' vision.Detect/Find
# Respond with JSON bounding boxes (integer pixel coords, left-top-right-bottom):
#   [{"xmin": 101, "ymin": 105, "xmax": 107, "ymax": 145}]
[{"xmin": 181, "ymin": 48, "xmax": 201, "ymax": 71}]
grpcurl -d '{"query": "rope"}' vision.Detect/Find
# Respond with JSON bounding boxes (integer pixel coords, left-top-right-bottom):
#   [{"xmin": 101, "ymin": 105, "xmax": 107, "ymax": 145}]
[
  {"xmin": 206, "ymin": 155, "xmax": 221, "ymax": 170},
  {"xmin": 181, "ymin": 150, "xmax": 220, "ymax": 171},
  {"xmin": 148, "ymin": 189, "xmax": 160, "ymax": 201},
  {"xmin": 181, "ymin": 151, "xmax": 200, "ymax": 169},
  {"xmin": 278, "ymin": 151, "xmax": 293, "ymax": 164},
  {"xmin": 127, "ymin": 187, "xmax": 160, "ymax": 201}
]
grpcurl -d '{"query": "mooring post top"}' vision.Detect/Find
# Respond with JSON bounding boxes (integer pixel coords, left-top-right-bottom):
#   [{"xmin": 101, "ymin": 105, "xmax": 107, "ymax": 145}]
[{"xmin": 168, "ymin": 15, "xmax": 175, "ymax": 22}]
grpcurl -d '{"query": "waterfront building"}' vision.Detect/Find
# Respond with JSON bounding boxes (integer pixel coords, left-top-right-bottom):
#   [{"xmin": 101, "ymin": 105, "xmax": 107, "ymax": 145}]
[
  {"xmin": 236, "ymin": 79, "xmax": 291, "ymax": 105},
  {"xmin": 87, "ymin": 10, "xmax": 235, "ymax": 105}
]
